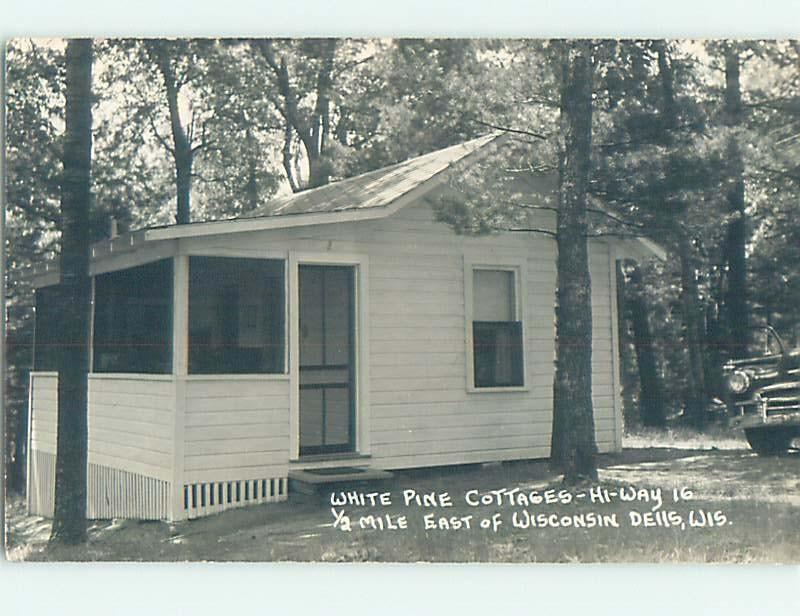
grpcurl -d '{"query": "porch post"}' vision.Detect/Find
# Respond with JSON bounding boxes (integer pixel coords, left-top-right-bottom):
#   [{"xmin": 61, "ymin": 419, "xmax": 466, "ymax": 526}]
[
  {"xmin": 87, "ymin": 276, "xmax": 95, "ymax": 373},
  {"xmin": 26, "ymin": 372, "xmax": 34, "ymax": 513},
  {"xmin": 170, "ymin": 254, "xmax": 189, "ymax": 521}
]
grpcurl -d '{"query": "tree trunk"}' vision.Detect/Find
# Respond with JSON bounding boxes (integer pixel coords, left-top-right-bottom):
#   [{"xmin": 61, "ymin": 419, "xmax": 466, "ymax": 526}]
[
  {"xmin": 722, "ymin": 45, "xmax": 748, "ymax": 359},
  {"xmin": 550, "ymin": 42, "xmax": 598, "ymax": 482},
  {"xmin": 174, "ymin": 147, "xmax": 192, "ymax": 225},
  {"xmin": 678, "ymin": 231, "xmax": 708, "ymax": 427},
  {"xmin": 255, "ymin": 39, "xmax": 336, "ymax": 191},
  {"xmin": 306, "ymin": 153, "xmax": 329, "ymax": 190},
  {"xmin": 626, "ymin": 263, "xmax": 667, "ymax": 427},
  {"xmin": 282, "ymin": 121, "xmax": 300, "ymax": 193},
  {"xmin": 306, "ymin": 38, "xmax": 336, "ymax": 189},
  {"xmin": 245, "ymin": 131, "xmax": 260, "ymax": 212},
  {"xmin": 148, "ymin": 42, "xmax": 193, "ymax": 224},
  {"xmin": 50, "ymin": 38, "xmax": 92, "ymax": 545}
]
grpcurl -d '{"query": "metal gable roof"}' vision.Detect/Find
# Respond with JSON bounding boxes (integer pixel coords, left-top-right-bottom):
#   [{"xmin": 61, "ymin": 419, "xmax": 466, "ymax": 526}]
[
  {"xmin": 243, "ymin": 132, "xmax": 501, "ymax": 218},
  {"xmin": 142, "ymin": 132, "xmax": 504, "ymax": 241}
]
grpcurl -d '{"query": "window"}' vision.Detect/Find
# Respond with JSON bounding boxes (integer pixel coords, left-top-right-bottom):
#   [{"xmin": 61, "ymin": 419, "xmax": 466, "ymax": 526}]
[
  {"xmin": 93, "ymin": 259, "xmax": 173, "ymax": 373},
  {"xmin": 188, "ymin": 257, "xmax": 285, "ymax": 374},
  {"xmin": 471, "ymin": 268, "xmax": 524, "ymax": 388}
]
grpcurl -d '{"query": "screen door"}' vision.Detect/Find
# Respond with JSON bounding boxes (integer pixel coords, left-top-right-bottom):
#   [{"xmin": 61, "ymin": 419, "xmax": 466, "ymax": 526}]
[{"xmin": 298, "ymin": 265, "xmax": 356, "ymax": 455}]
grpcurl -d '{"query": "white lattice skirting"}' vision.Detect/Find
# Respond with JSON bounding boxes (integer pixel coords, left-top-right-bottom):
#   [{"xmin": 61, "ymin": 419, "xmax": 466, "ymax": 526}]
[
  {"xmin": 28, "ymin": 449, "xmax": 56, "ymax": 518},
  {"xmin": 28, "ymin": 449, "xmax": 170, "ymax": 520},
  {"xmin": 28, "ymin": 448, "xmax": 288, "ymax": 521},
  {"xmin": 87, "ymin": 464, "xmax": 170, "ymax": 520},
  {"xmin": 184, "ymin": 478, "xmax": 288, "ymax": 519}
]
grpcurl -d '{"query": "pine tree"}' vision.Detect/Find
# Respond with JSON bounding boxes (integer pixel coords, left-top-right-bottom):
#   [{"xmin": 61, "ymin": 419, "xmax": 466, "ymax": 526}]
[
  {"xmin": 49, "ymin": 38, "xmax": 93, "ymax": 545},
  {"xmin": 549, "ymin": 41, "xmax": 598, "ymax": 481}
]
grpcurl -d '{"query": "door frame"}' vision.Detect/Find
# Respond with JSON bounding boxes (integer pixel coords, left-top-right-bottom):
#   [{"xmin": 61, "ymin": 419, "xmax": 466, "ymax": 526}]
[{"xmin": 288, "ymin": 251, "xmax": 370, "ymax": 461}]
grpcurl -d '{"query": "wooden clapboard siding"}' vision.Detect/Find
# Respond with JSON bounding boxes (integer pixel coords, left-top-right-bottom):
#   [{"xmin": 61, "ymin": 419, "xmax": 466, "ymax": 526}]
[
  {"xmin": 377, "ymin": 432, "xmax": 552, "ymax": 459},
  {"xmin": 364, "ymin": 203, "xmax": 553, "ymax": 468},
  {"xmin": 350, "ymin": 202, "xmax": 546, "ymax": 468},
  {"xmin": 29, "ymin": 373, "xmax": 58, "ymax": 454},
  {"xmin": 182, "ymin": 377, "xmax": 290, "ymax": 483},
  {"xmin": 177, "ymin": 197, "xmax": 623, "ymax": 471},
  {"xmin": 27, "ymin": 372, "xmax": 176, "ymax": 519},
  {"xmin": 589, "ymin": 242, "xmax": 619, "ymax": 452},
  {"xmin": 378, "ymin": 447, "xmax": 552, "ymax": 470},
  {"xmin": 87, "ymin": 375, "xmax": 175, "ymax": 481}
]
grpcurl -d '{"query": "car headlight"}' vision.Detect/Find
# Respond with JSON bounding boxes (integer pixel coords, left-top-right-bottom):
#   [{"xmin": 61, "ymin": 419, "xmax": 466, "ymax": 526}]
[{"xmin": 725, "ymin": 370, "xmax": 751, "ymax": 394}]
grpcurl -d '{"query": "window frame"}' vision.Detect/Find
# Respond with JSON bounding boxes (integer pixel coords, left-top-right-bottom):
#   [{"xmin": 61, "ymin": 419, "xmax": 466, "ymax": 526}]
[
  {"xmin": 288, "ymin": 250, "xmax": 371, "ymax": 461},
  {"xmin": 464, "ymin": 256, "xmax": 528, "ymax": 393},
  {"xmin": 186, "ymin": 255, "xmax": 289, "ymax": 377},
  {"xmin": 91, "ymin": 257, "xmax": 174, "ymax": 375}
]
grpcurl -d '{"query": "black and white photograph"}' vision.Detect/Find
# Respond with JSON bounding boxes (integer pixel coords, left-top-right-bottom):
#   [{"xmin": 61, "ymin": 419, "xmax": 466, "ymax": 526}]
[{"xmin": 3, "ymin": 34, "xmax": 800, "ymax": 570}]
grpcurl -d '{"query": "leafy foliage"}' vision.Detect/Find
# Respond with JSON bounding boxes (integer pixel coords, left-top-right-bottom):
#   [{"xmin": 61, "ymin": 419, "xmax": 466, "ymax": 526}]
[{"xmin": 5, "ymin": 38, "xmax": 800, "ymax": 491}]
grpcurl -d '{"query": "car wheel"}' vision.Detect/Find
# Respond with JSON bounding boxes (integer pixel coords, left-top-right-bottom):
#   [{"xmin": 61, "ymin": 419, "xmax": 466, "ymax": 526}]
[{"xmin": 744, "ymin": 427, "xmax": 794, "ymax": 455}]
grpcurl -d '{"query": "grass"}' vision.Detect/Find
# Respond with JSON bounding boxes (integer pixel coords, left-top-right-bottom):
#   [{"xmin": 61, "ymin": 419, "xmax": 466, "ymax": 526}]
[
  {"xmin": 622, "ymin": 424, "xmax": 748, "ymax": 451},
  {"xmin": 5, "ymin": 433, "xmax": 800, "ymax": 563}
]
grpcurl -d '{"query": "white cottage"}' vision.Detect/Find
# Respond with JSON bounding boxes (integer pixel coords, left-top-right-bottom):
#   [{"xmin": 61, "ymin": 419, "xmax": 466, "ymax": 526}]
[{"xmin": 26, "ymin": 133, "xmax": 663, "ymax": 521}]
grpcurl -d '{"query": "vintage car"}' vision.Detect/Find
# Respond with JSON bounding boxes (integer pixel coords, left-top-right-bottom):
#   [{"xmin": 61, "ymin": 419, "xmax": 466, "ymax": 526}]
[{"xmin": 723, "ymin": 326, "xmax": 800, "ymax": 455}]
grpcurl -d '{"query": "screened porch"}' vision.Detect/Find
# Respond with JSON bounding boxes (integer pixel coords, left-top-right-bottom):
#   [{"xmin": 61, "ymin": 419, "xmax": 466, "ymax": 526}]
[{"xmin": 28, "ymin": 253, "xmax": 291, "ymax": 521}]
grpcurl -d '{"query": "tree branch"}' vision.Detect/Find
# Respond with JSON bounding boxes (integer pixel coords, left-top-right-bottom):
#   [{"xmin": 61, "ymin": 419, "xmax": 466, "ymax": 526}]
[
  {"xmin": 759, "ymin": 165, "xmax": 800, "ymax": 183},
  {"xmin": 253, "ymin": 39, "xmax": 314, "ymax": 153},
  {"xmin": 515, "ymin": 203, "xmax": 559, "ymax": 212},
  {"xmin": 332, "ymin": 53, "xmax": 375, "ymax": 77},
  {"xmin": 472, "ymin": 118, "xmax": 549, "ymax": 140},
  {"xmin": 282, "ymin": 121, "xmax": 300, "ymax": 193},
  {"xmin": 584, "ymin": 231, "xmax": 653, "ymax": 239},
  {"xmin": 595, "ymin": 123, "xmax": 706, "ymax": 150},
  {"xmin": 515, "ymin": 202, "xmax": 645, "ymax": 229},
  {"xmin": 502, "ymin": 227, "xmax": 558, "ymax": 237},
  {"xmin": 147, "ymin": 112, "xmax": 174, "ymax": 155}
]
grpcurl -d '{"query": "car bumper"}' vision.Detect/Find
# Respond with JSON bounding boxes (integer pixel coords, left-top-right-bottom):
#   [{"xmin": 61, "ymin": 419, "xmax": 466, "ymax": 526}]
[{"xmin": 729, "ymin": 410, "xmax": 800, "ymax": 430}]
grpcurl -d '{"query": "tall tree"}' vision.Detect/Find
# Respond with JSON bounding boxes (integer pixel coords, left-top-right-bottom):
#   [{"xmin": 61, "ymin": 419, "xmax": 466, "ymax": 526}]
[
  {"xmin": 252, "ymin": 38, "xmax": 340, "ymax": 191},
  {"xmin": 747, "ymin": 42, "xmax": 800, "ymax": 346},
  {"xmin": 721, "ymin": 43, "xmax": 748, "ymax": 359},
  {"xmin": 4, "ymin": 41, "xmax": 64, "ymax": 492},
  {"xmin": 658, "ymin": 43, "xmax": 709, "ymax": 426},
  {"xmin": 550, "ymin": 41, "xmax": 598, "ymax": 481},
  {"xmin": 590, "ymin": 40, "xmax": 718, "ymax": 427},
  {"xmin": 144, "ymin": 40, "xmax": 212, "ymax": 224},
  {"xmin": 50, "ymin": 38, "xmax": 93, "ymax": 545}
]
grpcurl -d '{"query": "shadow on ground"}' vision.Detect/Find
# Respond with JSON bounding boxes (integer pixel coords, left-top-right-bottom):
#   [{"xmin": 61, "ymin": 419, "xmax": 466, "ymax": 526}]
[{"xmin": 6, "ymin": 444, "xmax": 799, "ymax": 563}]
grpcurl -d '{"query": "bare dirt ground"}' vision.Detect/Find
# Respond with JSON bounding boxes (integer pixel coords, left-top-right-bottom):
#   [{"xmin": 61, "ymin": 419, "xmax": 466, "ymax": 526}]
[{"xmin": 5, "ymin": 432, "xmax": 800, "ymax": 563}]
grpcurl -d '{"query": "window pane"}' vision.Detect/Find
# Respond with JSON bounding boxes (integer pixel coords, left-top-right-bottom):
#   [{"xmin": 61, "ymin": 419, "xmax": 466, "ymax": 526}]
[
  {"xmin": 473, "ymin": 321, "xmax": 524, "ymax": 387},
  {"xmin": 93, "ymin": 259, "xmax": 173, "ymax": 374},
  {"xmin": 189, "ymin": 257, "xmax": 285, "ymax": 374},
  {"xmin": 473, "ymin": 269, "xmax": 515, "ymax": 321},
  {"xmin": 33, "ymin": 285, "xmax": 62, "ymax": 371}
]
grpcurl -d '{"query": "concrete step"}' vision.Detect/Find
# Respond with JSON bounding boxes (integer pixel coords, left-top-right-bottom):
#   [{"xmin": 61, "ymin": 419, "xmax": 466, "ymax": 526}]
[{"xmin": 288, "ymin": 466, "xmax": 394, "ymax": 501}]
